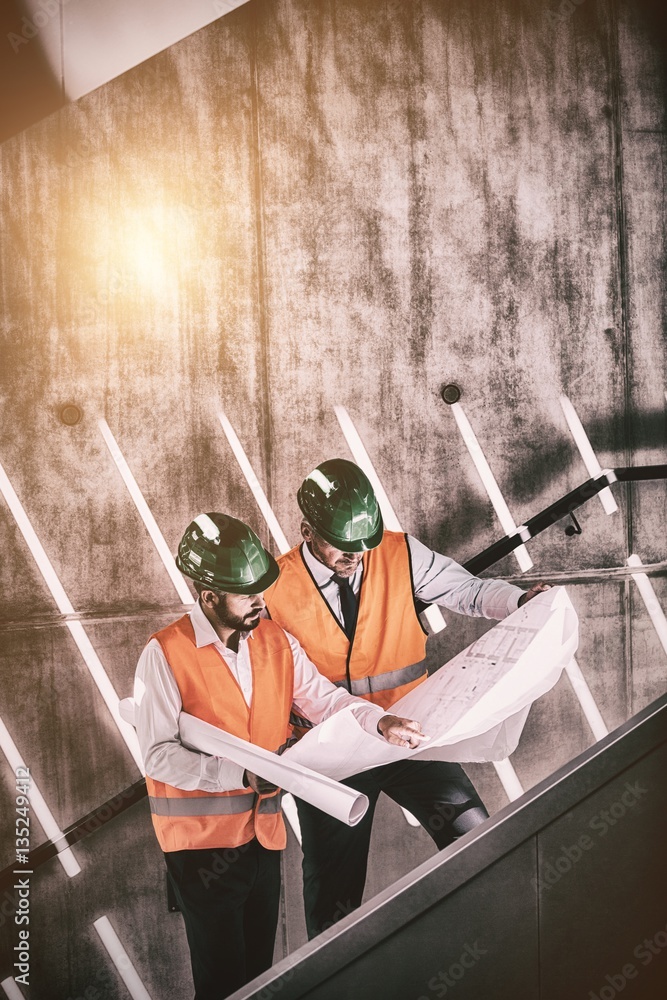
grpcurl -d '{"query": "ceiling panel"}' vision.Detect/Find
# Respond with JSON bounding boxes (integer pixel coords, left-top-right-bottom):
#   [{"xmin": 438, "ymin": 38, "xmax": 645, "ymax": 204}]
[{"xmin": 21, "ymin": 0, "xmax": 250, "ymax": 101}]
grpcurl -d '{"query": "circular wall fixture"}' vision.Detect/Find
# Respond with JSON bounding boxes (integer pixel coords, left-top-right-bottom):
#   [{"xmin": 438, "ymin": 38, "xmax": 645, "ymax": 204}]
[
  {"xmin": 59, "ymin": 403, "xmax": 83, "ymax": 426},
  {"xmin": 440, "ymin": 383, "xmax": 462, "ymax": 405}
]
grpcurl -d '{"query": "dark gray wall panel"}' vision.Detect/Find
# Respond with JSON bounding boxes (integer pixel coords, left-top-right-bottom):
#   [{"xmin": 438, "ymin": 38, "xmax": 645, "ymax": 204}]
[
  {"xmin": 235, "ymin": 697, "xmax": 666, "ymax": 1000},
  {"xmin": 539, "ymin": 742, "xmax": 667, "ymax": 1000},
  {"xmin": 299, "ymin": 840, "xmax": 539, "ymax": 1000}
]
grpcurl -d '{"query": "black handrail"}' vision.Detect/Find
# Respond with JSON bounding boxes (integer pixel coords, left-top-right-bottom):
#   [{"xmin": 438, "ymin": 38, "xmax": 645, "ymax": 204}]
[
  {"xmin": 463, "ymin": 465, "xmax": 667, "ymax": 576},
  {"xmin": 0, "ymin": 779, "xmax": 147, "ymax": 892},
  {"xmin": 2, "ymin": 463, "xmax": 665, "ymax": 889}
]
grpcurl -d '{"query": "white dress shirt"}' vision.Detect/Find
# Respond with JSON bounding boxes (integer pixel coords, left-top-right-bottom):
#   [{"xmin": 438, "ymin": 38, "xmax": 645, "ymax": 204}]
[
  {"xmin": 301, "ymin": 535, "xmax": 523, "ymax": 625},
  {"xmin": 134, "ymin": 601, "xmax": 385, "ymax": 793}
]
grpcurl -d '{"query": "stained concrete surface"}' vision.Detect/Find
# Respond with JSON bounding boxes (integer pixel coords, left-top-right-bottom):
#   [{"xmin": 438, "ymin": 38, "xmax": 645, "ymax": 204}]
[{"xmin": 0, "ymin": 0, "xmax": 665, "ymax": 996}]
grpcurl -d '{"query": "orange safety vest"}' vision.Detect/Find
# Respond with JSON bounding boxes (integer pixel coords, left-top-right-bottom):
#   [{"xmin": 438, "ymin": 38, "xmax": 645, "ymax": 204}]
[
  {"xmin": 264, "ymin": 530, "xmax": 428, "ymax": 713},
  {"xmin": 145, "ymin": 615, "xmax": 293, "ymax": 853}
]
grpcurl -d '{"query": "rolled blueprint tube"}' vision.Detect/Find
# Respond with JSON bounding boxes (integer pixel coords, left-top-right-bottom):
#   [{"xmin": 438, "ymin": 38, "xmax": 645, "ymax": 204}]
[
  {"xmin": 178, "ymin": 713, "xmax": 369, "ymax": 826},
  {"xmin": 119, "ymin": 698, "xmax": 368, "ymax": 826}
]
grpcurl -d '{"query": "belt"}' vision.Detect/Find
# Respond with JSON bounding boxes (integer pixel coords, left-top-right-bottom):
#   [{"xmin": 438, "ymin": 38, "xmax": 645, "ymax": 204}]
[
  {"xmin": 257, "ymin": 791, "xmax": 284, "ymax": 814},
  {"xmin": 334, "ymin": 660, "xmax": 426, "ymax": 696},
  {"xmin": 289, "ymin": 711, "xmax": 314, "ymax": 730}
]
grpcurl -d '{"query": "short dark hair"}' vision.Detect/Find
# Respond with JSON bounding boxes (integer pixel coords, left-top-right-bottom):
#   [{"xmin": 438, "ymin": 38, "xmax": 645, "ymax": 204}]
[{"xmin": 192, "ymin": 580, "xmax": 227, "ymax": 598}]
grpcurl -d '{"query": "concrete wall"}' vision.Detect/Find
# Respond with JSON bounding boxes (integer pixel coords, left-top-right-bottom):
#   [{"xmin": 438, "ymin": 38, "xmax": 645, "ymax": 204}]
[{"xmin": 0, "ymin": 1, "xmax": 665, "ymax": 997}]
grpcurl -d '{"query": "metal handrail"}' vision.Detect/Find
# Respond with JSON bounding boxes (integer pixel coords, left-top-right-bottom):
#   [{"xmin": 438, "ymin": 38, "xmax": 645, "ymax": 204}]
[
  {"xmin": 0, "ymin": 779, "xmax": 147, "ymax": 892},
  {"xmin": 463, "ymin": 465, "xmax": 666, "ymax": 577},
  {"xmin": 2, "ymin": 463, "xmax": 665, "ymax": 887}
]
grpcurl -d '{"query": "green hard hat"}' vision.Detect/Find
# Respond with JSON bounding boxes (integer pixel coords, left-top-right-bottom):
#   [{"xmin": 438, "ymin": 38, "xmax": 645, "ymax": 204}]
[
  {"xmin": 176, "ymin": 513, "xmax": 279, "ymax": 594},
  {"xmin": 297, "ymin": 459, "xmax": 383, "ymax": 552}
]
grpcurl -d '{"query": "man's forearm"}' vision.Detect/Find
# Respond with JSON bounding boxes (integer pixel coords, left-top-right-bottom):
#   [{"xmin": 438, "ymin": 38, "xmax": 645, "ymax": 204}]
[
  {"xmin": 142, "ymin": 738, "xmax": 246, "ymax": 792},
  {"xmin": 408, "ymin": 534, "xmax": 523, "ymax": 618}
]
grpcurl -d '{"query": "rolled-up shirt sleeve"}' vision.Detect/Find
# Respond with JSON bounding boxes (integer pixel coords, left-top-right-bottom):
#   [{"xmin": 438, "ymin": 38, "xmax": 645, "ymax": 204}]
[
  {"xmin": 134, "ymin": 639, "xmax": 246, "ymax": 792},
  {"xmin": 407, "ymin": 535, "xmax": 523, "ymax": 619},
  {"xmin": 288, "ymin": 632, "xmax": 387, "ymax": 736}
]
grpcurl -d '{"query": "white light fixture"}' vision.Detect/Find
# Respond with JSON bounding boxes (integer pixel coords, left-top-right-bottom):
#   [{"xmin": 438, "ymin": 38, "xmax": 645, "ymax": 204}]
[
  {"xmin": 559, "ymin": 396, "xmax": 618, "ymax": 514},
  {"xmin": 333, "ymin": 406, "xmax": 403, "ymax": 531},
  {"xmin": 492, "ymin": 758, "xmax": 524, "ymax": 801},
  {"xmin": 449, "ymin": 403, "xmax": 533, "ymax": 573},
  {"xmin": 1, "ymin": 978, "xmax": 26, "ymax": 1000},
  {"xmin": 627, "ymin": 555, "xmax": 667, "ymax": 657},
  {"xmin": 0, "ymin": 460, "xmax": 75, "ymax": 616},
  {"xmin": 98, "ymin": 420, "xmax": 194, "ymax": 606},
  {"xmin": 564, "ymin": 659, "xmax": 608, "ymax": 741},
  {"xmin": 66, "ymin": 621, "xmax": 144, "ymax": 771},
  {"xmin": 93, "ymin": 917, "xmax": 153, "ymax": 1000},
  {"xmin": 0, "ymin": 716, "xmax": 81, "ymax": 877},
  {"xmin": 0, "ymin": 458, "xmax": 143, "ymax": 772},
  {"xmin": 218, "ymin": 412, "xmax": 290, "ymax": 554}
]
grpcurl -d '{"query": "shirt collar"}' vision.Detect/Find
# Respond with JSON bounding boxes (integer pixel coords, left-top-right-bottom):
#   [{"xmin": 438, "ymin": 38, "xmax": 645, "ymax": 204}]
[
  {"xmin": 300, "ymin": 541, "xmax": 363, "ymax": 589},
  {"xmin": 189, "ymin": 599, "xmax": 252, "ymax": 648}
]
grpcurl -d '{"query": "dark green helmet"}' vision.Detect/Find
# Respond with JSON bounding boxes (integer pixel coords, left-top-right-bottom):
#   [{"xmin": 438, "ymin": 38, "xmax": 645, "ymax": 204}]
[
  {"xmin": 176, "ymin": 513, "xmax": 279, "ymax": 594},
  {"xmin": 297, "ymin": 459, "xmax": 383, "ymax": 552}
]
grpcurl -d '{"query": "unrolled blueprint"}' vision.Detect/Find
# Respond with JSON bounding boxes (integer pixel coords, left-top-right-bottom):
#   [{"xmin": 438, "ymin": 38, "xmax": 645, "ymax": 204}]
[{"xmin": 283, "ymin": 586, "xmax": 578, "ymax": 780}]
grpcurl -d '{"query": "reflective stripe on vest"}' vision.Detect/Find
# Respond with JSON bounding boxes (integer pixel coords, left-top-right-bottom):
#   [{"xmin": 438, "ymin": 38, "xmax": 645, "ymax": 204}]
[
  {"xmin": 265, "ymin": 531, "xmax": 428, "ymax": 711},
  {"xmin": 145, "ymin": 616, "xmax": 293, "ymax": 852},
  {"xmin": 333, "ymin": 660, "xmax": 427, "ymax": 696},
  {"xmin": 149, "ymin": 790, "xmax": 285, "ymax": 817},
  {"xmin": 149, "ymin": 792, "xmax": 255, "ymax": 817}
]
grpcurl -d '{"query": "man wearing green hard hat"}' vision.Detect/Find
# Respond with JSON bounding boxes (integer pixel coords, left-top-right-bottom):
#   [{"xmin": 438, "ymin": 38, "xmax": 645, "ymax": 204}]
[
  {"xmin": 264, "ymin": 458, "xmax": 550, "ymax": 940},
  {"xmin": 133, "ymin": 511, "xmax": 424, "ymax": 1000}
]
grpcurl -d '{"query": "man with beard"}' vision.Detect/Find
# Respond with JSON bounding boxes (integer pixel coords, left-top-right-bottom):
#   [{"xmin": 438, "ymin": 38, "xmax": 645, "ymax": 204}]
[
  {"xmin": 264, "ymin": 459, "xmax": 550, "ymax": 940},
  {"xmin": 134, "ymin": 512, "xmax": 424, "ymax": 999}
]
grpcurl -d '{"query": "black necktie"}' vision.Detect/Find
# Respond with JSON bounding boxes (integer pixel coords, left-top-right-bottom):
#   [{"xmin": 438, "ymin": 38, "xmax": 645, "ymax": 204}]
[{"xmin": 332, "ymin": 574, "xmax": 358, "ymax": 638}]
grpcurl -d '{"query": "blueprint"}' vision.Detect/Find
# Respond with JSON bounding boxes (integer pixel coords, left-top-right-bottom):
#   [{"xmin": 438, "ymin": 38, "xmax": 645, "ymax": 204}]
[{"xmin": 283, "ymin": 586, "xmax": 578, "ymax": 779}]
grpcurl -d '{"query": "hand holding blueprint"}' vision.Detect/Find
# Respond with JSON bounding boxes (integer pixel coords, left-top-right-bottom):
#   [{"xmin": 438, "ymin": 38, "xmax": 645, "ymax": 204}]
[
  {"xmin": 283, "ymin": 586, "xmax": 578, "ymax": 780},
  {"xmin": 119, "ymin": 698, "xmax": 370, "ymax": 826},
  {"xmin": 121, "ymin": 586, "xmax": 577, "ymax": 817}
]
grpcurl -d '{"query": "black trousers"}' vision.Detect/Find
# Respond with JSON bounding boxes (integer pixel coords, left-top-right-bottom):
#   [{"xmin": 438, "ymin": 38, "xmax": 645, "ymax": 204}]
[
  {"xmin": 164, "ymin": 839, "xmax": 281, "ymax": 1000},
  {"xmin": 296, "ymin": 759, "xmax": 488, "ymax": 940}
]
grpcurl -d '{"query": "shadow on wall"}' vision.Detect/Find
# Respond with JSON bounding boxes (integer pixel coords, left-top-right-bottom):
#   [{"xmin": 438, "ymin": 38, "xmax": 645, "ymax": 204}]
[
  {"xmin": 506, "ymin": 407, "xmax": 667, "ymax": 504},
  {"xmin": 634, "ymin": 0, "xmax": 667, "ymax": 69},
  {"xmin": 435, "ymin": 407, "xmax": 666, "ymax": 551},
  {"xmin": 0, "ymin": 0, "xmax": 65, "ymax": 143}
]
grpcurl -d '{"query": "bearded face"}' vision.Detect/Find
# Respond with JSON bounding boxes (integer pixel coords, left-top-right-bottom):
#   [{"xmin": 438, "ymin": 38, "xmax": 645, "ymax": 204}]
[{"xmin": 204, "ymin": 591, "xmax": 265, "ymax": 632}]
